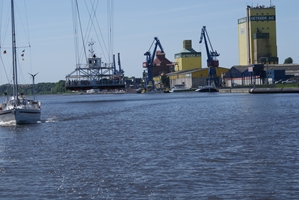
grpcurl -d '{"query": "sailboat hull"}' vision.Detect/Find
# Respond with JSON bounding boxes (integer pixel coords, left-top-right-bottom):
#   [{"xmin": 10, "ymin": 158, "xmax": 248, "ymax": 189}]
[{"xmin": 0, "ymin": 108, "xmax": 41, "ymax": 125}]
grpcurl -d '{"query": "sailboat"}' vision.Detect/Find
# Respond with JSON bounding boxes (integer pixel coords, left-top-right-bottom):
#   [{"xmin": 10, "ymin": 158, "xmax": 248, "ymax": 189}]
[{"xmin": 0, "ymin": 0, "xmax": 41, "ymax": 125}]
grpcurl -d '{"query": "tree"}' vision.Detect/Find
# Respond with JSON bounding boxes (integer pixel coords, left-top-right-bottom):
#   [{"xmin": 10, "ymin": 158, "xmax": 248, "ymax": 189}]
[
  {"xmin": 51, "ymin": 80, "xmax": 67, "ymax": 94},
  {"xmin": 160, "ymin": 73, "xmax": 170, "ymax": 87},
  {"xmin": 284, "ymin": 57, "xmax": 293, "ymax": 64}
]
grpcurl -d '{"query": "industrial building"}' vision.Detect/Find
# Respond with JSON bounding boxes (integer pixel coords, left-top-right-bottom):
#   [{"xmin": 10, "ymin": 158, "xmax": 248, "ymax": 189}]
[
  {"xmin": 149, "ymin": 4, "xmax": 299, "ymax": 90},
  {"xmin": 162, "ymin": 37, "xmax": 228, "ymax": 89},
  {"xmin": 238, "ymin": 4, "xmax": 278, "ymax": 65},
  {"xmin": 223, "ymin": 3, "xmax": 299, "ymax": 87},
  {"xmin": 168, "ymin": 67, "xmax": 228, "ymax": 89},
  {"xmin": 224, "ymin": 64, "xmax": 299, "ymax": 87},
  {"xmin": 174, "ymin": 40, "xmax": 202, "ymax": 71},
  {"xmin": 151, "ymin": 51, "xmax": 174, "ymax": 78}
]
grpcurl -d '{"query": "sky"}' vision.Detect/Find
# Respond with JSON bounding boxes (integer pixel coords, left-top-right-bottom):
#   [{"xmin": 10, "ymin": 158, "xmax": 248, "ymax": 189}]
[{"xmin": 0, "ymin": 0, "xmax": 298, "ymax": 84}]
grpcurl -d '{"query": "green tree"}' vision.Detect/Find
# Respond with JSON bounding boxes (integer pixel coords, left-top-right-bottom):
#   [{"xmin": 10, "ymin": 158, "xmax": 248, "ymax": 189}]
[
  {"xmin": 51, "ymin": 80, "xmax": 66, "ymax": 94},
  {"xmin": 0, "ymin": 81, "xmax": 68, "ymax": 96},
  {"xmin": 284, "ymin": 57, "xmax": 293, "ymax": 64},
  {"xmin": 160, "ymin": 74, "xmax": 170, "ymax": 87}
]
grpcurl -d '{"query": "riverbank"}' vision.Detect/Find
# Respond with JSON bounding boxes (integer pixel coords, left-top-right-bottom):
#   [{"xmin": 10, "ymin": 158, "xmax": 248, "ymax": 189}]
[{"xmin": 219, "ymin": 87, "xmax": 299, "ymax": 93}]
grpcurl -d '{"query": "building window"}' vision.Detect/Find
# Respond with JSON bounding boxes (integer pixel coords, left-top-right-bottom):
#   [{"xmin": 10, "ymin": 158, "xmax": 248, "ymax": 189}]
[{"xmin": 241, "ymin": 26, "xmax": 245, "ymax": 35}]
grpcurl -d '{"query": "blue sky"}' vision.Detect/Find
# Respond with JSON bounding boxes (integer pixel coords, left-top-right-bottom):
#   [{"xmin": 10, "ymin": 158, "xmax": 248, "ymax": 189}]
[{"xmin": 0, "ymin": 0, "xmax": 298, "ymax": 84}]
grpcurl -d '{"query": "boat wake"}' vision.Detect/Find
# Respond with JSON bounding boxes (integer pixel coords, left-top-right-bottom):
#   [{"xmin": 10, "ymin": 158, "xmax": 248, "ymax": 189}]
[
  {"xmin": 0, "ymin": 120, "xmax": 44, "ymax": 126},
  {"xmin": 0, "ymin": 120, "xmax": 16, "ymax": 126},
  {"xmin": 44, "ymin": 117, "xmax": 58, "ymax": 123}
]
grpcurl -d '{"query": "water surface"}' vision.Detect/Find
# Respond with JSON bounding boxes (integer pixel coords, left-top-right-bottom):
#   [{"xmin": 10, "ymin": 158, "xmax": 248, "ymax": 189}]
[{"xmin": 0, "ymin": 92, "xmax": 298, "ymax": 199}]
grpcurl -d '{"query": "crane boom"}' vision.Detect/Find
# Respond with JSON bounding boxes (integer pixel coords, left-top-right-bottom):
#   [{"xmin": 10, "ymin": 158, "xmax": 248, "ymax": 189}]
[
  {"xmin": 199, "ymin": 26, "xmax": 219, "ymax": 68},
  {"xmin": 118, "ymin": 53, "xmax": 122, "ymax": 72}
]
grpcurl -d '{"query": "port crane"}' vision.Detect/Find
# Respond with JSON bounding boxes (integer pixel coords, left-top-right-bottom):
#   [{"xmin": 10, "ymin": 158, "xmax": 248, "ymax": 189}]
[
  {"xmin": 199, "ymin": 26, "xmax": 220, "ymax": 86},
  {"xmin": 143, "ymin": 37, "xmax": 164, "ymax": 88},
  {"xmin": 113, "ymin": 53, "xmax": 124, "ymax": 75}
]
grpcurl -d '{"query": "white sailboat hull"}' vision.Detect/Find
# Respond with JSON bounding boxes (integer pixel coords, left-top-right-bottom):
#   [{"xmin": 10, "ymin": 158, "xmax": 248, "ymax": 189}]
[{"xmin": 0, "ymin": 108, "xmax": 41, "ymax": 125}]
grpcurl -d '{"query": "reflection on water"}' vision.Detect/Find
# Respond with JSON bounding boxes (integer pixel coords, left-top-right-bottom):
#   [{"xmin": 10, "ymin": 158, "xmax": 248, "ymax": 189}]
[{"xmin": 0, "ymin": 92, "xmax": 298, "ymax": 199}]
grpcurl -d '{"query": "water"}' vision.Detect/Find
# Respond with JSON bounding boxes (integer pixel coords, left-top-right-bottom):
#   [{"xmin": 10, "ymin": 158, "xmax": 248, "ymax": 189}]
[{"xmin": 0, "ymin": 92, "xmax": 298, "ymax": 199}]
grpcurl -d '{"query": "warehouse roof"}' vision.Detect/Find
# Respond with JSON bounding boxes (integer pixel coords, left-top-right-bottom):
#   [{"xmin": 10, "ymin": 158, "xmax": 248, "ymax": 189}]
[
  {"xmin": 167, "ymin": 68, "xmax": 205, "ymax": 76},
  {"xmin": 167, "ymin": 67, "xmax": 228, "ymax": 76}
]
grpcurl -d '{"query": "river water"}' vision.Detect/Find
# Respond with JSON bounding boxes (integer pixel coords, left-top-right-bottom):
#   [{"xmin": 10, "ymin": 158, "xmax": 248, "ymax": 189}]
[{"xmin": 0, "ymin": 92, "xmax": 298, "ymax": 199}]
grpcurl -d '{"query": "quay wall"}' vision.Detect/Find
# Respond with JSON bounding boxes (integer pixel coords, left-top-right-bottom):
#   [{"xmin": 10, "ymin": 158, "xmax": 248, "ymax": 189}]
[{"xmin": 219, "ymin": 88, "xmax": 299, "ymax": 93}]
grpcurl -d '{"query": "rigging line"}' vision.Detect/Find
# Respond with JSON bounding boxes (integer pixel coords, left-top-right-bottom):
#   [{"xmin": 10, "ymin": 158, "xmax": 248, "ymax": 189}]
[
  {"xmin": 111, "ymin": 0, "xmax": 114, "ymax": 61},
  {"xmin": 15, "ymin": 2, "xmax": 30, "ymax": 45},
  {"xmin": 75, "ymin": 0, "xmax": 88, "ymax": 63},
  {"xmin": 17, "ymin": 51, "xmax": 25, "ymax": 84},
  {"xmin": 109, "ymin": 0, "xmax": 114, "ymax": 64},
  {"xmin": 81, "ymin": 0, "xmax": 103, "ymax": 62},
  {"xmin": 91, "ymin": 0, "xmax": 108, "ymax": 60},
  {"xmin": 87, "ymin": 0, "xmax": 109, "ymax": 62},
  {"xmin": 84, "ymin": 0, "xmax": 97, "ymax": 51},
  {"xmin": 111, "ymin": 0, "xmax": 114, "ymax": 62},
  {"xmin": 72, "ymin": 0, "xmax": 80, "ymax": 66},
  {"xmin": 78, "ymin": 0, "xmax": 90, "ymax": 65},
  {"xmin": 107, "ymin": 0, "xmax": 111, "ymax": 63},
  {"xmin": 23, "ymin": 0, "xmax": 31, "ymax": 46},
  {"xmin": 23, "ymin": 0, "xmax": 33, "ymax": 74},
  {"xmin": 13, "ymin": 0, "xmax": 33, "ymax": 84},
  {"xmin": 0, "ymin": 22, "xmax": 13, "ymax": 86},
  {"xmin": 90, "ymin": 0, "xmax": 109, "ymax": 61},
  {"xmin": 82, "ymin": 0, "xmax": 93, "ymax": 59},
  {"xmin": 0, "ymin": 54, "xmax": 10, "ymax": 84},
  {"xmin": 107, "ymin": 0, "xmax": 114, "ymax": 64},
  {"xmin": 89, "ymin": 0, "xmax": 107, "ymax": 55},
  {"xmin": 0, "ymin": 0, "xmax": 2, "ymax": 46},
  {"xmin": 15, "ymin": 0, "xmax": 32, "ymax": 82},
  {"xmin": 75, "ymin": 1, "xmax": 82, "ymax": 67},
  {"xmin": 0, "ymin": 3, "xmax": 11, "ymax": 49}
]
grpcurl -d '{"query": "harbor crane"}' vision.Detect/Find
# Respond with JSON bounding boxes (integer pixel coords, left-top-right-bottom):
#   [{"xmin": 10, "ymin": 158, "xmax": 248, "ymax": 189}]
[
  {"xmin": 143, "ymin": 37, "xmax": 164, "ymax": 88},
  {"xmin": 199, "ymin": 26, "xmax": 220, "ymax": 86},
  {"xmin": 113, "ymin": 53, "xmax": 124, "ymax": 75}
]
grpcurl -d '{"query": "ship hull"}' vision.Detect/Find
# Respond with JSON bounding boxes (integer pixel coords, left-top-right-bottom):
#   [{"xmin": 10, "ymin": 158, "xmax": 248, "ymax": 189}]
[{"xmin": 0, "ymin": 108, "xmax": 41, "ymax": 125}]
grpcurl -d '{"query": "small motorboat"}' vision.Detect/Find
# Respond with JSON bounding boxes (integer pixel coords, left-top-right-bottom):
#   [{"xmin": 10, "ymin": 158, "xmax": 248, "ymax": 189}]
[
  {"xmin": 169, "ymin": 84, "xmax": 196, "ymax": 93},
  {"xmin": 195, "ymin": 86, "xmax": 218, "ymax": 92}
]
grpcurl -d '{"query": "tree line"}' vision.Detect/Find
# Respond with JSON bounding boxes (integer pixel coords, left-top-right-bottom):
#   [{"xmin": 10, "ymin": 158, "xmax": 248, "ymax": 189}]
[{"xmin": 0, "ymin": 80, "xmax": 68, "ymax": 96}]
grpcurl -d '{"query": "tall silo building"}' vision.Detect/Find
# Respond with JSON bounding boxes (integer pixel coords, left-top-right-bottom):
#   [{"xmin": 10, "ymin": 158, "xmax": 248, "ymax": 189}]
[{"xmin": 238, "ymin": 4, "xmax": 278, "ymax": 65}]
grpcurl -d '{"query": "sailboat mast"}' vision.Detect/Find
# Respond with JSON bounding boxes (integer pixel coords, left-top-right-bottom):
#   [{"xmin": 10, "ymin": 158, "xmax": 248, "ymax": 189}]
[{"xmin": 11, "ymin": 0, "xmax": 19, "ymax": 100}]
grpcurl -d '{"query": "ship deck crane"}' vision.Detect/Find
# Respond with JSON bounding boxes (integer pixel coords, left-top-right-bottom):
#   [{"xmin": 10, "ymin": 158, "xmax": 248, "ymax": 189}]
[
  {"xmin": 199, "ymin": 26, "xmax": 220, "ymax": 86},
  {"xmin": 143, "ymin": 37, "xmax": 164, "ymax": 88}
]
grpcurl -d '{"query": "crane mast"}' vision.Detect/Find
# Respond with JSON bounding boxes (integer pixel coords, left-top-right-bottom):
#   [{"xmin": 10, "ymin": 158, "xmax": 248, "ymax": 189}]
[{"xmin": 199, "ymin": 26, "xmax": 220, "ymax": 86}]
